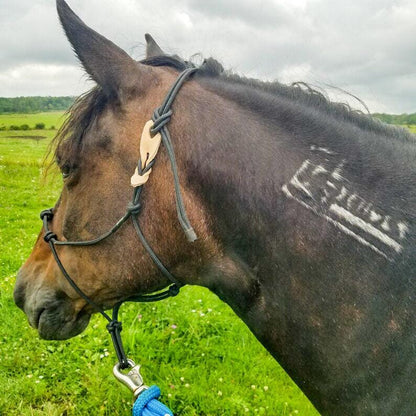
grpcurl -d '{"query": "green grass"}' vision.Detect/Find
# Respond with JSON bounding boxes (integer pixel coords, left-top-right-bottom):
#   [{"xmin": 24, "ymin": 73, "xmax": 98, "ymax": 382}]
[
  {"xmin": 0, "ymin": 112, "xmax": 67, "ymax": 131},
  {"xmin": 0, "ymin": 112, "xmax": 318, "ymax": 415},
  {"xmin": 406, "ymin": 124, "xmax": 416, "ymax": 134}
]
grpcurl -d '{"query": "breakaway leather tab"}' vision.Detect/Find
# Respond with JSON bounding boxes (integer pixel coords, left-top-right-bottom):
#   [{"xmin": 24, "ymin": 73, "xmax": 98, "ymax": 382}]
[{"xmin": 131, "ymin": 120, "xmax": 162, "ymax": 187}]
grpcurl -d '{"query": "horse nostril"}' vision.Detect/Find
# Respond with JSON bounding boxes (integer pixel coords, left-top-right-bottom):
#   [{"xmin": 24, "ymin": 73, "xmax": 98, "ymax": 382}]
[{"xmin": 13, "ymin": 271, "xmax": 26, "ymax": 310}]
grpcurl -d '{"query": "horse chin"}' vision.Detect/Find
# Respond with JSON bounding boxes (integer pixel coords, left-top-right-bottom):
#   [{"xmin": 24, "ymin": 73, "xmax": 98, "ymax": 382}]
[{"xmin": 36, "ymin": 306, "xmax": 91, "ymax": 340}]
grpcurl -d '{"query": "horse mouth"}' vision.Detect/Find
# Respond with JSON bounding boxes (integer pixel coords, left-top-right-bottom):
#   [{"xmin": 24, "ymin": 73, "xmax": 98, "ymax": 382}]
[
  {"xmin": 34, "ymin": 305, "xmax": 91, "ymax": 340},
  {"xmin": 34, "ymin": 307, "xmax": 46, "ymax": 328}
]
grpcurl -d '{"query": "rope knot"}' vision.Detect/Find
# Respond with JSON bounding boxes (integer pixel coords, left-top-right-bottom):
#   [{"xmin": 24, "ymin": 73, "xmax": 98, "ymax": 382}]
[
  {"xmin": 106, "ymin": 320, "xmax": 123, "ymax": 333},
  {"xmin": 133, "ymin": 385, "xmax": 173, "ymax": 416},
  {"xmin": 127, "ymin": 202, "xmax": 142, "ymax": 216},
  {"xmin": 43, "ymin": 230, "xmax": 57, "ymax": 243},
  {"xmin": 168, "ymin": 284, "xmax": 180, "ymax": 297},
  {"xmin": 40, "ymin": 208, "xmax": 54, "ymax": 221},
  {"xmin": 151, "ymin": 109, "xmax": 173, "ymax": 134}
]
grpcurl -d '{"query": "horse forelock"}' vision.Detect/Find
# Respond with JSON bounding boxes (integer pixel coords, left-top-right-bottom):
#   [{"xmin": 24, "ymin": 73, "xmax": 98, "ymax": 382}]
[{"xmin": 51, "ymin": 87, "xmax": 108, "ymax": 172}]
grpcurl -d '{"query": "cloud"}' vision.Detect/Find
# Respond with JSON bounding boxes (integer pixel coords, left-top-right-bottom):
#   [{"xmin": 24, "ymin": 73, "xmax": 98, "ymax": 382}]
[
  {"xmin": 1, "ymin": 0, "xmax": 415, "ymax": 113},
  {"xmin": 0, "ymin": 64, "xmax": 92, "ymax": 97}
]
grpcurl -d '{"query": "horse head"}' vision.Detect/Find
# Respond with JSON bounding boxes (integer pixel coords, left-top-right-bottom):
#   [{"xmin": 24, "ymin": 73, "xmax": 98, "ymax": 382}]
[{"xmin": 14, "ymin": 0, "xmax": 218, "ymax": 340}]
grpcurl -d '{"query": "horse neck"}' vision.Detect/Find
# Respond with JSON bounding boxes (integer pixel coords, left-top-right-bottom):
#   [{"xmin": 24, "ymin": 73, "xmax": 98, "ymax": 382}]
[{"xmin": 171, "ymin": 80, "xmax": 416, "ymax": 415}]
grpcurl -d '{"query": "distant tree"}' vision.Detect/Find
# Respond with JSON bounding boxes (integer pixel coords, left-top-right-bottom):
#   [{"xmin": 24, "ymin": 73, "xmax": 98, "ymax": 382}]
[
  {"xmin": 20, "ymin": 124, "xmax": 30, "ymax": 130},
  {"xmin": 408, "ymin": 114, "xmax": 416, "ymax": 125},
  {"xmin": 9, "ymin": 125, "xmax": 20, "ymax": 130},
  {"xmin": 35, "ymin": 122, "xmax": 45, "ymax": 130},
  {"xmin": 373, "ymin": 113, "xmax": 416, "ymax": 125},
  {"xmin": 0, "ymin": 96, "xmax": 75, "ymax": 114}
]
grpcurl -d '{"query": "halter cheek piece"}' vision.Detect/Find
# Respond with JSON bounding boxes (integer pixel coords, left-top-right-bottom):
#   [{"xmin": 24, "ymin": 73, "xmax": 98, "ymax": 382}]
[{"xmin": 40, "ymin": 68, "xmax": 198, "ymax": 372}]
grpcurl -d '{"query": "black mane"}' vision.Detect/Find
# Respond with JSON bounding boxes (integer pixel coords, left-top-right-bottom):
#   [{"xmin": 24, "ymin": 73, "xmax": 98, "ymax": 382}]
[{"xmin": 143, "ymin": 54, "xmax": 415, "ymax": 144}]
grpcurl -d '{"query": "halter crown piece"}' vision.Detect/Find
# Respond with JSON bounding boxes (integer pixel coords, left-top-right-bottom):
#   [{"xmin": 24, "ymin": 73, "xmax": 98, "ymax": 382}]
[{"xmin": 40, "ymin": 68, "xmax": 198, "ymax": 414}]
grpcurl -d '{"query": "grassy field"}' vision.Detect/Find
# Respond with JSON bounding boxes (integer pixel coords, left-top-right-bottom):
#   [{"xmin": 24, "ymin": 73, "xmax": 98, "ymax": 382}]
[
  {"xmin": 0, "ymin": 113, "xmax": 319, "ymax": 415},
  {"xmin": 406, "ymin": 124, "xmax": 416, "ymax": 134},
  {"xmin": 0, "ymin": 111, "xmax": 66, "ymax": 131}
]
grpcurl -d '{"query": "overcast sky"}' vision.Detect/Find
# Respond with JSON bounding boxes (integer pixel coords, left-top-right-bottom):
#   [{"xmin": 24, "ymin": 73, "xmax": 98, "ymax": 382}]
[{"xmin": 1, "ymin": 0, "xmax": 415, "ymax": 113}]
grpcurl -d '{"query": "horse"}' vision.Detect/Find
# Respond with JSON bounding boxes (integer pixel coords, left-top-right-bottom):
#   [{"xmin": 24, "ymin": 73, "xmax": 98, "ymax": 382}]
[{"xmin": 14, "ymin": 1, "xmax": 416, "ymax": 415}]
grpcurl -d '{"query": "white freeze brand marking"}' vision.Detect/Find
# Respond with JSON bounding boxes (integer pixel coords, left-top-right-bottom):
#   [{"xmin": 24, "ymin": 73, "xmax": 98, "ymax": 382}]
[{"xmin": 283, "ymin": 146, "xmax": 409, "ymax": 260}]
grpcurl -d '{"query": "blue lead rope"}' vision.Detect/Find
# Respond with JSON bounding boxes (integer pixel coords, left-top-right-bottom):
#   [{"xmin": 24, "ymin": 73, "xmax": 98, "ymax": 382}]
[{"xmin": 132, "ymin": 385, "xmax": 173, "ymax": 416}]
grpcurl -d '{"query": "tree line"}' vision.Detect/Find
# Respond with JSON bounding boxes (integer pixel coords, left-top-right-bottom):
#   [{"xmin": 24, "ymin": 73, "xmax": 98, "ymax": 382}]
[
  {"xmin": 1, "ymin": 123, "xmax": 52, "ymax": 131},
  {"xmin": 373, "ymin": 113, "xmax": 416, "ymax": 125},
  {"xmin": 0, "ymin": 96, "xmax": 74, "ymax": 113},
  {"xmin": 0, "ymin": 96, "xmax": 414, "ymax": 126}
]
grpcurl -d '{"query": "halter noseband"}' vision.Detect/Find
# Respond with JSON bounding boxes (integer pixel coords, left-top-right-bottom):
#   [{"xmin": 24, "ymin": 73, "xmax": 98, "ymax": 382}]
[{"xmin": 40, "ymin": 67, "xmax": 197, "ymax": 370}]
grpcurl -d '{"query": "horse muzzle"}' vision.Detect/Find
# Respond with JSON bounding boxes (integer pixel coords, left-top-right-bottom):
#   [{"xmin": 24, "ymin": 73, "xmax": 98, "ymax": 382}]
[{"xmin": 14, "ymin": 269, "xmax": 91, "ymax": 340}]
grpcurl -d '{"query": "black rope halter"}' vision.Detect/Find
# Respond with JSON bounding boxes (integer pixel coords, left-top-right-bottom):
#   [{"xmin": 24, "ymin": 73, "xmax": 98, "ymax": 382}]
[{"xmin": 40, "ymin": 67, "xmax": 197, "ymax": 369}]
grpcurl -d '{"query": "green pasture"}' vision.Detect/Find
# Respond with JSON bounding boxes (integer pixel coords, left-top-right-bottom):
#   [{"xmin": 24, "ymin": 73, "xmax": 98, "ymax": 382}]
[
  {"xmin": 406, "ymin": 124, "xmax": 416, "ymax": 134},
  {"xmin": 0, "ymin": 111, "xmax": 66, "ymax": 131},
  {"xmin": 0, "ymin": 113, "xmax": 318, "ymax": 415}
]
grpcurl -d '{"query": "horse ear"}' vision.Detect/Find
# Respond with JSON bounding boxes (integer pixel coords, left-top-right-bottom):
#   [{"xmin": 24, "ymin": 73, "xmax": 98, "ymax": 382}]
[
  {"xmin": 56, "ymin": 0, "xmax": 150, "ymax": 101},
  {"xmin": 145, "ymin": 34, "xmax": 165, "ymax": 58}
]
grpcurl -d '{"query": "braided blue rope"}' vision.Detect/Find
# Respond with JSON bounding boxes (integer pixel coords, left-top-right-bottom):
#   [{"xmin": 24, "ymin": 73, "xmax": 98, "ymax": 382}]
[{"xmin": 132, "ymin": 385, "xmax": 173, "ymax": 416}]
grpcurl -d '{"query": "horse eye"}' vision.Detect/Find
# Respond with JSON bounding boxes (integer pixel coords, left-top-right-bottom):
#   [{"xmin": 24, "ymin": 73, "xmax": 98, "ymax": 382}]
[{"xmin": 60, "ymin": 164, "xmax": 72, "ymax": 179}]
